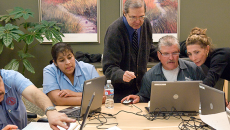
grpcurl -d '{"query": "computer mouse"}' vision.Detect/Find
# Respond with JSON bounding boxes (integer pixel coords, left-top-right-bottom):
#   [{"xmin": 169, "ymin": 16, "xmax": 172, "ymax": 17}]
[{"xmin": 122, "ymin": 99, "xmax": 133, "ymax": 105}]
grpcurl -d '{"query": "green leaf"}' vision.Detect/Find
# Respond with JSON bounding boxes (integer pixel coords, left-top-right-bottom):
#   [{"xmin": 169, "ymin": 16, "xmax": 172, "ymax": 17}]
[
  {"xmin": 45, "ymin": 31, "xmax": 52, "ymax": 40},
  {"xmin": 6, "ymin": 9, "xmax": 13, "ymax": 14},
  {"xmin": 51, "ymin": 38, "xmax": 59, "ymax": 45},
  {"xmin": 14, "ymin": 13, "xmax": 24, "ymax": 19},
  {"xmin": 4, "ymin": 59, "xmax": 19, "ymax": 71},
  {"xmin": 48, "ymin": 21, "xmax": 56, "ymax": 27},
  {"xmin": 23, "ymin": 13, "xmax": 29, "ymax": 20},
  {"xmin": 26, "ymin": 34, "xmax": 34, "ymax": 45},
  {"xmin": 18, "ymin": 50, "xmax": 24, "ymax": 59},
  {"xmin": 0, "ymin": 40, "xmax": 3, "ymax": 54},
  {"xmin": 11, "ymin": 29, "xmax": 24, "ymax": 35},
  {"xmin": 3, "ymin": 34, "xmax": 13, "ymax": 47},
  {"xmin": 23, "ymin": 59, "xmax": 35, "ymax": 73},
  {"xmin": 51, "ymin": 29, "xmax": 62, "ymax": 42},
  {"xmin": 5, "ymin": 23, "xmax": 19, "ymax": 30},
  {"xmin": 53, "ymin": 25, "xmax": 61, "ymax": 31},
  {"xmin": 0, "ymin": 27, "xmax": 5, "ymax": 32},
  {"xmin": 18, "ymin": 50, "xmax": 35, "ymax": 59},
  {"xmin": 10, "ymin": 33, "xmax": 20, "ymax": 42},
  {"xmin": 24, "ymin": 53, "xmax": 35, "ymax": 58},
  {"xmin": 5, "ymin": 17, "xmax": 12, "ymax": 23},
  {"xmin": 18, "ymin": 34, "xmax": 27, "ymax": 42},
  {"xmin": 35, "ymin": 34, "xmax": 43, "ymax": 43},
  {"xmin": 9, "ymin": 7, "xmax": 24, "ymax": 15},
  {"xmin": 41, "ymin": 20, "xmax": 49, "ymax": 26},
  {"xmin": 8, "ymin": 41, "xmax": 14, "ymax": 50}
]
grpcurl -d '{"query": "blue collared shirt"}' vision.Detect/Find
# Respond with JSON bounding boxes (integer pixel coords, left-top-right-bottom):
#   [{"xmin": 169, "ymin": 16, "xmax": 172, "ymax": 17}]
[
  {"xmin": 0, "ymin": 69, "xmax": 33, "ymax": 129},
  {"xmin": 43, "ymin": 60, "xmax": 99, "ymax": 94},
  {"xmin": 123, "ymin": 16, "xmax": 141, "ymax": 46}
]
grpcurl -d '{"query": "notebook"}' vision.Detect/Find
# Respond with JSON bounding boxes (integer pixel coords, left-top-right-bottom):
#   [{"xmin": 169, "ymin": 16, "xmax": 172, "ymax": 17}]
[
  {"xmin": 199, "ymin": 83, "xmax": 226, "ymax": 115},
  {"xmin": 59, "ymin": 76, "xmax": 106, "ymax": 118},
  {"xmin": 149, "ymin": 81, "xmax": 202, "ymax": 114}
]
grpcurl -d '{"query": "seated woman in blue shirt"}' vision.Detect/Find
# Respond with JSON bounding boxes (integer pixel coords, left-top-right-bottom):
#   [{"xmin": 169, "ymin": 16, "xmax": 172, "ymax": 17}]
[{"xmin": 43, "ymin": 42, "xmax": 100, "ymax": 106}]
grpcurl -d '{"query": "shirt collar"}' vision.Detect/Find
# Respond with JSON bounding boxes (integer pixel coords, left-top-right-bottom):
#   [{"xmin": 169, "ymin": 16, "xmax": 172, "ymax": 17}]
[
  {"xmin": 178, "ymin": 58, "xmax": 188, "ymax": 70},
  {"xmin": 74, "ymin": 60, "xmax": 82, "ymax": 77}
]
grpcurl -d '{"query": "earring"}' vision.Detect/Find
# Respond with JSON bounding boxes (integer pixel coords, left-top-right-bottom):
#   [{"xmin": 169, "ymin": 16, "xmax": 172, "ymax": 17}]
[{"xmin": 207, "ymin": 53, "xmax": 209, "ymax": 56}]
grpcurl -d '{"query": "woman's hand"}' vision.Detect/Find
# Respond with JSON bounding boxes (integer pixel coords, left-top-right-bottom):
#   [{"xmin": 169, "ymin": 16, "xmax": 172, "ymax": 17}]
[{"xmin": 58, "ymin": 90, "xmax": 82, "ymax": 98}]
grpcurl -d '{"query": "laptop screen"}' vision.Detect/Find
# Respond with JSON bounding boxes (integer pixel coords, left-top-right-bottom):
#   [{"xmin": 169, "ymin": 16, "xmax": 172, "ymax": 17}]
[
  {"xmin": 58, "ymin": 76, "xmax": 106, "ymax": 118},
  {"xmin": 80, "ymin": 76, "xmax": 106, "ymax": 117}
]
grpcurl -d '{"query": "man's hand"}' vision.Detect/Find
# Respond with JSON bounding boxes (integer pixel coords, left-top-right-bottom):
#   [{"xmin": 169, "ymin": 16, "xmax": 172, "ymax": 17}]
[
  {"xmin": 2, "ymin": 125, "xmax": 18, "ymax": 130},
  {"xmin": 46, "ymin": 110, "xmax": 76, "ymax": 130},
  {"xmin": 121, "ymin": 95, "xmax": 140, "ymax": 104},
  {"xmin": 123, "ymin": 71, "xmax": 136, "ymax": 82},
  {"xmin": 58, "ymin": 89, "xmax": 82, "ymax": 98}
]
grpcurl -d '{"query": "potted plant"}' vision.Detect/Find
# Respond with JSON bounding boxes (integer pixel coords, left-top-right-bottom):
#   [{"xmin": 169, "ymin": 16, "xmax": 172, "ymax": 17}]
[{"xmin": 0, "ymin": 7, "xmax": 64, "ymax": 75}]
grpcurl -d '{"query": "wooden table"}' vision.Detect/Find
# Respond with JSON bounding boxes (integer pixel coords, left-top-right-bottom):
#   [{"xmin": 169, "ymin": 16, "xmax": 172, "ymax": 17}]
[{"xmin": 56, "ymin": 103, "xmax": 207, "ymax": 130}]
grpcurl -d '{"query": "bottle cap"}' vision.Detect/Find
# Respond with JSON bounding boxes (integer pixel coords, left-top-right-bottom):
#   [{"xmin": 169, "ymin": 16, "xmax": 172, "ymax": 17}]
[{"xmin": 107, "ymin": 80, "xmax": 111, "ymax": 84}]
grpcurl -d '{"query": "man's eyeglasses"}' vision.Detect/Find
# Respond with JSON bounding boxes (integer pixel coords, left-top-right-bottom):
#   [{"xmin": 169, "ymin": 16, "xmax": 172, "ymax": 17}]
[
  {"xmin": 127, "ymin": 14, "xmax": 146, "ymax": 21},
  {"xmin": 158, "ymin": 51, "xmax": 180, "ymax": 57}
]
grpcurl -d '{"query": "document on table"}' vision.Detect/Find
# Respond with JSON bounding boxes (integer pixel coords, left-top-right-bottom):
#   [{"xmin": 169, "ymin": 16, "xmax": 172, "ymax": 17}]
[
  {"xmin": 22, "ymin": 122, "xmax": 80, "ymax": 130},
  {"xmin": 200, "ymin": 111, "xmax": 230, "ymax": 130},
  {"xmin": 106, "ymin": 126, "xmax": 122, "ymax": 130}
]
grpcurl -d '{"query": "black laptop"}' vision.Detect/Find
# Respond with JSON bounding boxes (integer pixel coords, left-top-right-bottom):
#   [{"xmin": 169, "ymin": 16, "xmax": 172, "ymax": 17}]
[{"xmin": 59, "ymin": 76, "xmax": 105, "ymax": 118}]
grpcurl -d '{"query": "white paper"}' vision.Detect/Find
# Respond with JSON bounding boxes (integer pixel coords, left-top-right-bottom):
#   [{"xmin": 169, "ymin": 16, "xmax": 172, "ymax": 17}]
[
  {"xmin": 200, "ymin": 112, "xmax": 230, "ymax": 130},
  {"xmin": 106, "ymin": 126, "xmax": 122, "ymax": 130},
  {"xmin": 22, "ymin": 122, "xmax": 78, "ymax": 130}
]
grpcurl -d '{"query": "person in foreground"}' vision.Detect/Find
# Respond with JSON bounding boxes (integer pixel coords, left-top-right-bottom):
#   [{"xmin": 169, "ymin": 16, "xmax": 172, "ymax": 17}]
[
  {"xmin": 103, "ymin": 0, "xmax": 157, "ymax": 103},
  {"xmin": 121, "ymin": 35, "xmax": 205, "ymax": 103},
  {"xmin": 0, "ymin": 69, "xmax": 76, "ymax": 130},
  {"xmin": 185, "ymin": 27, "xmax": 230, "ymax": 109},
  {"xmin": 43, "ymin": 42, "xmax": 103, "ymax": 106}
]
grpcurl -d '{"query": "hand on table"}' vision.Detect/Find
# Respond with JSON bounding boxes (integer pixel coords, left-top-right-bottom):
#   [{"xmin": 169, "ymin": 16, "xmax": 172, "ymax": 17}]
[
  {"xmin": 121, "ymin": 95, "xmax": 140, "ymax": 104},
  {"xmin": 46, "ymin": 110, "xmax": 76, "ymax": 130}
]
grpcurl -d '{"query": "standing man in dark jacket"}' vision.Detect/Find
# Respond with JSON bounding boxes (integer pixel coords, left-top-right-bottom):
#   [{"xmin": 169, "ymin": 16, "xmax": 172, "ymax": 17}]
[{"xmin": 103, "ymin": 0, "xmax": 156, "ymax": 102}]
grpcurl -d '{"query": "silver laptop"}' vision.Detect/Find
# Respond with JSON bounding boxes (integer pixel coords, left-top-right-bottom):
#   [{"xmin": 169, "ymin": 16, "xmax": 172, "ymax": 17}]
[
  {"xmin": 149, "ymin": 81, "xmax": 202, "ymax": 113},
  {"xmin": 199, "ymin": 83, "xmax": 226, "ymax": 115},
  {"xmin": 79, "ymin": 92, "xmax": 95, "ymax": 130},
  {"xmin": 59, "ymin": 76, "xmax": 106, "ymax": 118}
]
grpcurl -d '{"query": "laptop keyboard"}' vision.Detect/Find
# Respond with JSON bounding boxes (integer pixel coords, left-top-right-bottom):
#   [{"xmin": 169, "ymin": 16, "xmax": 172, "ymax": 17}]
[{"xmin": 67, "ymin": 108, "xmax": 81, "ymax": 118}]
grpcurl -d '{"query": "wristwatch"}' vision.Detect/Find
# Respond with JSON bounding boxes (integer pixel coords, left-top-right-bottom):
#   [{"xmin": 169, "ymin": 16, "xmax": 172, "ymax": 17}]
[{"xmin": 45, "ymin": 106, "xmax": 57, "ymax": 115}]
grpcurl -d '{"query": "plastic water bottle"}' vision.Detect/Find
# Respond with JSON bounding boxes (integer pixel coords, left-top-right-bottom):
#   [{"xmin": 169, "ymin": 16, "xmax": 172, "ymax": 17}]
[{"xmin": 105, "ymin": 80, "xmax": 114, "ymax": 109}]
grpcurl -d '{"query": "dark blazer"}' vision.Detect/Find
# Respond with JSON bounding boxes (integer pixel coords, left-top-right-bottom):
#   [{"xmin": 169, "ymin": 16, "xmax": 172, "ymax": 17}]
[{"xmin": 103, "ymin": 16, "xmax": 154, "ymax": 102}]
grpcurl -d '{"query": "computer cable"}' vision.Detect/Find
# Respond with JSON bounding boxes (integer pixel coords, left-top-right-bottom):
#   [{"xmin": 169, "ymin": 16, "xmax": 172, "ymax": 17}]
[
  {"xmin": 83, "ymin": 104, "xmax": 146, "ymax": 129},
  {"xmin": 145, "ymin": 107, "xmax": 185, "ymax": 121},
  {"xmin": 178, "ymin": 116, "xmax": 212, "ymax": 130},
  {"xmin": 112, "ymin": 104, "xmax": 145, "ymax": 117},
  {"xmin": 85, "ymin": 112, "xmax": 118, "ymax": 129}
]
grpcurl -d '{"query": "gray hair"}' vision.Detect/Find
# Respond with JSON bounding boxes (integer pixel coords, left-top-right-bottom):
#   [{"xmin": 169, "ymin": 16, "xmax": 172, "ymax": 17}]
[
  {"xmin": 124, "ymin": 0, "xmax": 146, "ymax": 14},
  {"xmin": 157, "ymin": 35, "xmax": 180, "ymax": 51}
]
